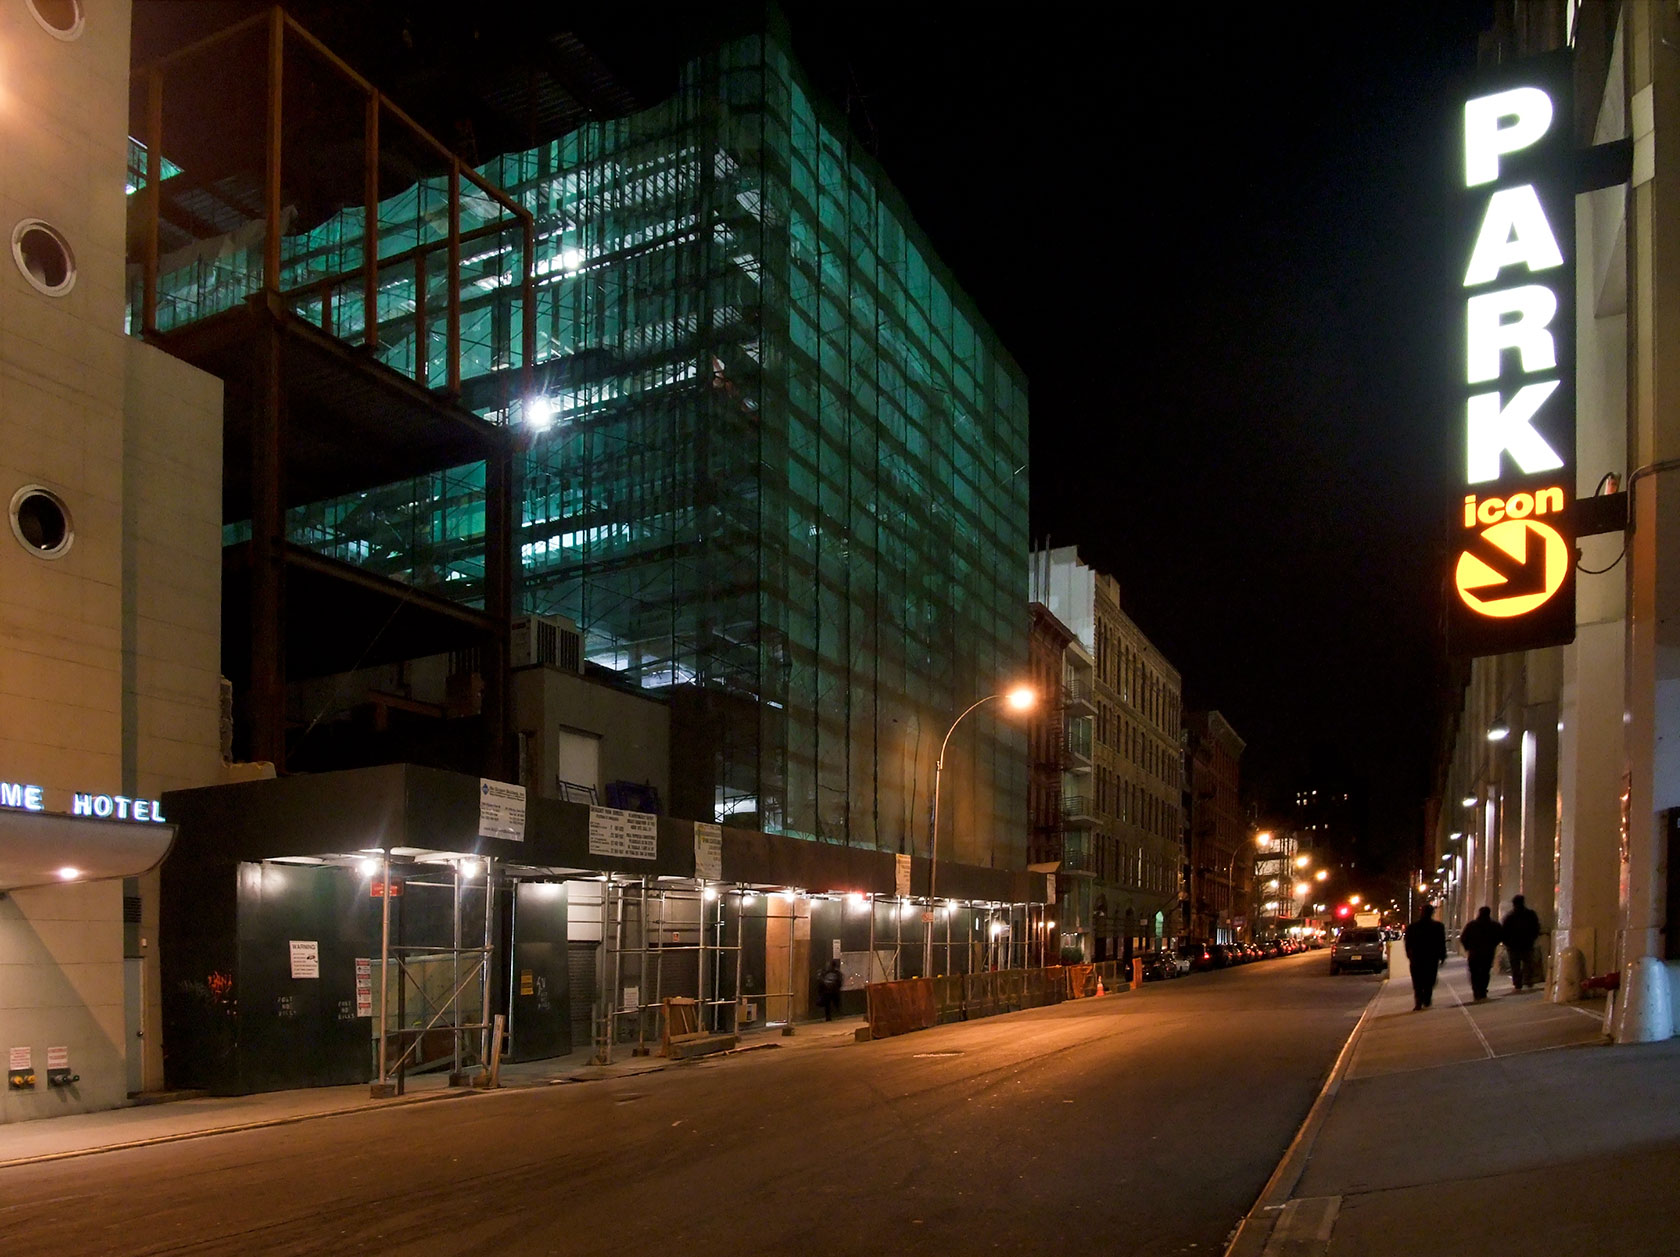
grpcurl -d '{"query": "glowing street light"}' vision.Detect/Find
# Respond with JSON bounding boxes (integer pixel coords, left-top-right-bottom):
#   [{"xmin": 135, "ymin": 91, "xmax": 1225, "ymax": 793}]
[
  {"xmin": 928, "ymin": 685, "xmax": 1036, "ymax": 974},
  {"xmin": 1315, "ymin": 868, "xmax": 1329, "ymax": 882}
]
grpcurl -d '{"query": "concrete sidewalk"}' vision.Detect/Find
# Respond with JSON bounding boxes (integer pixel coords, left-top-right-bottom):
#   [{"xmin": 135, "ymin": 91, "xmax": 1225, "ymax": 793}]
[
  {"xmin": 1229, "ymin": 956, "xmax": 1680, "ymax": 1257},
  {"xmin": 0, "ymin": 1013, "xmax": 864, "ymax": 1169}
]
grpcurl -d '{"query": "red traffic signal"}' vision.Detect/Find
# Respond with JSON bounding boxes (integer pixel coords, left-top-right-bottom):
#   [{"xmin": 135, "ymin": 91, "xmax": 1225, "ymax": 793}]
[{"xmin": 1335, "ymin": 905, "xmax": 1352, "ymax": 918}]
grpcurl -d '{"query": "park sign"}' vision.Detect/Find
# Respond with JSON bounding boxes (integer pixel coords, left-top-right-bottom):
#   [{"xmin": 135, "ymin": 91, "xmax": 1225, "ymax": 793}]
[{"xmin": 1449, "ymin": 51, "xmax": 1576, "ymax": 657}]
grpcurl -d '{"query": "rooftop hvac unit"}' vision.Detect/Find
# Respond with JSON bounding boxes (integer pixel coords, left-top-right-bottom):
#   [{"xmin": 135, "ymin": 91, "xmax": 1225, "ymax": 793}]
[{"xmin": 511, "ymin": 614, "xmax": 582, "ymax": 672}]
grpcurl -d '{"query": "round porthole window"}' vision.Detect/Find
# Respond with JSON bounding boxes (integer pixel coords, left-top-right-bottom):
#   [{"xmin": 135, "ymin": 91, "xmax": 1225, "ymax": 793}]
[
  {"xmin": 10, "ymin": 486, "xmax": 73, "ymax": 559},
  {"xmin": 12, "ymin": 220, "xmax": 76, "ymax": 296},
  {"xmin": 26, "ymin": 0, "xmax": 84, "ymax": 39}
]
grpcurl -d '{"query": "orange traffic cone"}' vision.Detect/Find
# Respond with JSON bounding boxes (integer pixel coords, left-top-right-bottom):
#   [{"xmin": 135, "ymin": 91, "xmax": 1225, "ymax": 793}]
[{"xmin": 1095, "ymin": 977, "xmax": 1105, "ymax": 997}]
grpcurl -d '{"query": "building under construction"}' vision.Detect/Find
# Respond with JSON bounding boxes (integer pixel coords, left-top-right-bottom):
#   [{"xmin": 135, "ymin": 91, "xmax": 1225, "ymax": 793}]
[{"xmin": 129, "ymin": 7, "xmax": 1031, "ymax": 866}]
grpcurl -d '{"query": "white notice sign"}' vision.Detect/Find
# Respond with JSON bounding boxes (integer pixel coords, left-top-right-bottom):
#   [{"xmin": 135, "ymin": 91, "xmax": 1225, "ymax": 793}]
[
  {"xmin": 895, "ymin": 853, "xmax": 912, "ymax": 898},
  {"xmin": 289, "ymin": 940, "xmax": 319, "ymax": 979},
  {"xmin": 355, "ymin": 958, "xmax": 374, "ymax": 1018},
  {"xmin": 694, "ymin": 822, "xmax": 723, "ymax": 881},
  {"xmin": 479, "ymin": 778, "xmax": 527, "ymax": 842},
  {"xmin": 8, "ymin": 1046, "xmax": 29, "ymax": 1072},
  {"xmin": 589, "ymin": 806, "xmax": 658, "ymax": 860},
  {"xmin": 46, "ymin": 1046, "xmax": 67, "ymax": 1070}
]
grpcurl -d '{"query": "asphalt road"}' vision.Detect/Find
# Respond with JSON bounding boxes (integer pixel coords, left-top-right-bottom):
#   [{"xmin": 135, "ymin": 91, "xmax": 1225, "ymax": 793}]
[{"xmin": 1, "ymin": 950, "xmax": 1377, "ymax": 1257}]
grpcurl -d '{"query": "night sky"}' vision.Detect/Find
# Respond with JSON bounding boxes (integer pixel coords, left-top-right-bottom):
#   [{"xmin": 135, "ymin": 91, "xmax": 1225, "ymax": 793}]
[
  {"xmin": 136, "ymin": 2, "xmax": 1497, "ymax": 881},
  {"xmin": 618, "ymin": 2, "xmax": 1497, "ymax": 876}
]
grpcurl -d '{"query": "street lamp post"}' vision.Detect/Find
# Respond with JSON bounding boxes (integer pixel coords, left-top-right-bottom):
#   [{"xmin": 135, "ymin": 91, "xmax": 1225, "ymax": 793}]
[
  {"xmin": 928, "ymin": 686, "xmax": 1034, "ymax": 976},
  {"xmin": 1224, "ymin": 830, "xmax": 1270, "ymax": 943}
]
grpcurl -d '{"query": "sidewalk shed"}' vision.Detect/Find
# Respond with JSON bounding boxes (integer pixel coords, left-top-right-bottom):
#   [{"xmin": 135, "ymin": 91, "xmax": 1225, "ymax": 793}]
[{"xmin": 157, "ymin": 765, "xmax": 1048, "ymax": 1096}]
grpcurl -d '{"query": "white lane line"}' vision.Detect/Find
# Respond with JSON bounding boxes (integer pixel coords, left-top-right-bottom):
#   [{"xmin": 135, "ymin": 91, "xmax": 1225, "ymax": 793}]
[{"xmin": 1445, "ymin": 977, "xmax": 1496, "ymax": 1059}]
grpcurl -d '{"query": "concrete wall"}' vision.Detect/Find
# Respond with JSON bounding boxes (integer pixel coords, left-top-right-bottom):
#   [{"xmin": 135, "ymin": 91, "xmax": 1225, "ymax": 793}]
[
  {"xmin": 512, "ymin": 666, "xmax": 669, "ymax": 804},
  {"xmin": 0, "ymin": 880, "xmax": 127, "ymax": 1122},
  {"xmin": 0, "ymin": 0, "xmax": 223, "ymax": 1114}
]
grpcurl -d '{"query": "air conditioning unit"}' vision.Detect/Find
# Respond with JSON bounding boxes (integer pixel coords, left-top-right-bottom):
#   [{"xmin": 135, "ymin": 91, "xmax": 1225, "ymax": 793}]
[{"xmin": 511, "ymin": 614, "xmax": 582, "ymax": 672}]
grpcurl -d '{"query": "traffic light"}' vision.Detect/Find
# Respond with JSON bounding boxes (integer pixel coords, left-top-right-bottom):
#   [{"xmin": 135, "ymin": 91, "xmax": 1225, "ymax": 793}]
[{"xmin": 1335, "ymin": 904, "xmax": 1352, "ymax": 919}]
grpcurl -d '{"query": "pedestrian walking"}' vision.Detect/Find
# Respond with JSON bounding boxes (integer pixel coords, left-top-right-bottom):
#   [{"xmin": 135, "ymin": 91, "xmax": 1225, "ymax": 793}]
[
  {"xmin": 1404, "ymin": 902, "xmax": 1448, "ymax": 1010},
  {"xmin": 1501, "ymin": 894, "xmax": 1542, "ymax": 991},
  {"xmin": 1459, "ymin": 905, "xmax": 1502, "ymax": 1000},
  {"xmin": 817, "ymin": 958, "xmax": 844, "ymax": 1021}
]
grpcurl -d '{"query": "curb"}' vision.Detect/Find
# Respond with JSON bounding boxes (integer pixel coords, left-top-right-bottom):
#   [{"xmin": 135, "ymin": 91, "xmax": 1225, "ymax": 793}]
[
  {"xmin": 0, "ymin": 1085, "xmax": 473, "ymax": 1171},
  {"xmin": 1223, "ymin": 977, "xmax": 1386, "ymax": 1257}
]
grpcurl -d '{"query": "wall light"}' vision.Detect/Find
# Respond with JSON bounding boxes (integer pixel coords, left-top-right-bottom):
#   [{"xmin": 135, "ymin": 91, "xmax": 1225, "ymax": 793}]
[
  {"xmin": 1462, "ymin": 794, "xmax": 1479, "ymax": 808},
  {"xmin": 359, "ymin": 857, "xmax": 381, "ymax": 878},
  {"xmin": 57, "ymin": 866, "xmax": 80, "ymax": 880},
  {"xmin": 1486, "ymin": 718, "xmax": 1510, "ymax": 742}
]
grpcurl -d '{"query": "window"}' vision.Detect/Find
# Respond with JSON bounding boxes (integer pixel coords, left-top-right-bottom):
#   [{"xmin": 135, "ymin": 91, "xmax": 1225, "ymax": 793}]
[
  {"xmin": 12, "ymin": 220, "xmax": 76, "ymax": 296},
  {"xmin": 27, "ymin": 0, "xmax": 84, "ymax": 39},
  {"xmin": 10, "ymin": 486, "xmax": 73, "ymax": 558}
]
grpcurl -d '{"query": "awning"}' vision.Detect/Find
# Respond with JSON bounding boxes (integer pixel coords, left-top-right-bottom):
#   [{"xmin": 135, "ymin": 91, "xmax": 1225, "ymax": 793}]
[{"xmin": 0, "ymin": 809, "xmax": 177, "ymax": 891}]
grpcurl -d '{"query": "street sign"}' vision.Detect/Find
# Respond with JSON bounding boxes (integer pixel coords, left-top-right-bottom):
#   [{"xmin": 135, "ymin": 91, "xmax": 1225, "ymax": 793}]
[{"xmin": 1448, "ymin": 51, "xmax": 1577, "ymax": 656}]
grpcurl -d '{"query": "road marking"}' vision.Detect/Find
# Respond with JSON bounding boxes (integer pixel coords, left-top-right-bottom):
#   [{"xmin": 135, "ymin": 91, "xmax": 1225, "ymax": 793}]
[
  {"xmin": 1445, "ymin": 981, "xmax": 1496, "ymax": 1059},
  {"xmin": 1266, "ymin": 1196, "xmax": 1340, "ymax": 1255}
]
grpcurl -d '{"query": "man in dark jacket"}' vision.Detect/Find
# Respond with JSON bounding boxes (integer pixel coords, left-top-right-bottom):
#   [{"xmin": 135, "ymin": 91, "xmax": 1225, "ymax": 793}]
[
  {"xmin": 1501, "ymin": 894, "xmax": 1542, "ymax": 991},
  {"xmin": 1404, "ymin": 903, "xmax": 1448, "ymax": 1010},
  {"xmin": 817, "ymin": 958, "xmax": 844, "ymax": 1020},
  {"xmin": 1459, "ymin": 906, "xmax": 1502, "ymax": 1000}
]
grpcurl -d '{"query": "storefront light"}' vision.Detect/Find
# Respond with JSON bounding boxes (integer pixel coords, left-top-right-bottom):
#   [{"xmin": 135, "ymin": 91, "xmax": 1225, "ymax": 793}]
[{"xmin": 56, "ymin": 866, "xmax": 80, "ymax": 880}]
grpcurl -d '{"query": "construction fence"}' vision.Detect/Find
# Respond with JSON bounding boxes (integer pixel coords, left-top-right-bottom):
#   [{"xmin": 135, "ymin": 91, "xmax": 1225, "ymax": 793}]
[{"xmin": 865, "ymin": 961, "xmax": 1131, "ymax": 1040}]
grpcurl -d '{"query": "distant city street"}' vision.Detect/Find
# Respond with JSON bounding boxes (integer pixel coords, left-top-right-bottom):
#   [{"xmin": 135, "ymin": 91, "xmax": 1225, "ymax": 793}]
[{"xmin": 1, "ymin": 953, "xmax": 1371, "ymax": 1257}]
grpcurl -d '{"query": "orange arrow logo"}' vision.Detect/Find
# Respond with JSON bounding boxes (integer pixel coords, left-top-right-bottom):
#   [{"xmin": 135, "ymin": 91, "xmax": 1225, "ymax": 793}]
[{"xmin": 1455, "ymin": 518, "xmax": 1568, "ymax": 618}]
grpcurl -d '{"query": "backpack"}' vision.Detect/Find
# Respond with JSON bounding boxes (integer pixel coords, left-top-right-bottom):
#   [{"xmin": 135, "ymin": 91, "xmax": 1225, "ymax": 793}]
[{"xmin": 820, "ymin": 967, "xmax": 842, "ymax": 994}]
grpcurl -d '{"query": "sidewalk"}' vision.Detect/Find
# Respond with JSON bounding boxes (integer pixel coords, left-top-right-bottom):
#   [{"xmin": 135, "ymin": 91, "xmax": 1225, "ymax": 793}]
[
  {"xmin": 1229, "ymin": 957, "xmax": 1680, "ymax": 1257},
  {"xmin": 0, "ymin": 1013, "xmax": 863, "ymax": 1169}
]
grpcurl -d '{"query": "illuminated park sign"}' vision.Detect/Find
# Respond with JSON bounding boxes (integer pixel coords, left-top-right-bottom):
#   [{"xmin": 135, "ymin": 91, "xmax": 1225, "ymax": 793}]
[{"xmin": 1449, "ymin": 53, "xmax": 1576, "ymax": 656}]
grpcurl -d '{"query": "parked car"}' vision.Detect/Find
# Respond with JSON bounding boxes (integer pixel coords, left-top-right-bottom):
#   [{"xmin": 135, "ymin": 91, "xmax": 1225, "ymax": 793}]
[
  {"xmin": 1177, "ymin": 941, "xmax": 1214, "ymax": 973},
  {"xmin": 1141, "ymin": 950, "xmax": 1182, "ymax": 981},
  {"xmin": 1207, "ymin": 943, "xmax": 1232, "ymax": 968},
  {"xmin": 1330, "ymin": 927, "xmax": 1389, "ymax": 975}
]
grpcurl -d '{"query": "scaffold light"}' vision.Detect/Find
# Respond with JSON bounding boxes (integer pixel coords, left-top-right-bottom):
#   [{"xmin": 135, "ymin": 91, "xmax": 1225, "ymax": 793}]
[
  {"xmin": 525, "ymin": 395, "xmax": 557, "ymax": 430},
  {"xmin": 359, "ymin": 857, "xmax": 381, "ymax": 878}
]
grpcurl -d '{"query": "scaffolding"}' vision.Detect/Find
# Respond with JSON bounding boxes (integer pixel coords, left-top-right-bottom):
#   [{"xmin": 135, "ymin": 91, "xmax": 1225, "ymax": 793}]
[
  {"xmin": 371, "ymin": 855, "xmax": 497, "ymax": 1094},
  {"xmin": 587, "ymin": 877, "xmax": 1054, "ymax": 1063}
]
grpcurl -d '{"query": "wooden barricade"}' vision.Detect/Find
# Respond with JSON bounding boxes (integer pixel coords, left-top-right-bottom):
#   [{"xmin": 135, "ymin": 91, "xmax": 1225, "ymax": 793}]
[{"xmin": 865, "ymin": 978, "xmax": 938, "ymax": 1040}]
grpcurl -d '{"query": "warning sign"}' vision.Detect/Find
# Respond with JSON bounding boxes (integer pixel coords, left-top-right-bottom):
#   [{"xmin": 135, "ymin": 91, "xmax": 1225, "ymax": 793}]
[{"xmin": 1455, "ymin": 518, "xmax": 1569, "ymax": 618}]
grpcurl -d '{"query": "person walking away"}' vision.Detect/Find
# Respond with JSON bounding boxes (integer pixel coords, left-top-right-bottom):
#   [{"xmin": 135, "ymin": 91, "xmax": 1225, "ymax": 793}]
[
  {"xmin": 817, "ymin": 958, "xmax": 844, "ymax": 1021},
  {"xmin": 1501, "ymin": 894, "xmax": 1542, "ymax": 991},
  {"xmin": 1404, "ymin": 903, "xmax": 1448, "ymax": 1010},
  {"xmin": 1459, "ymin": 906, "xmax": 1502, "ymax": 1001}
]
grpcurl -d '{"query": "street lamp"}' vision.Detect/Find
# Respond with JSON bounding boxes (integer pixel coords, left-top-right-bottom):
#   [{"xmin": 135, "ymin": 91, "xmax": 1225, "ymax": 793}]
[{"xmin": 927, "ymin": 685, "xmax": 1035, "ymax": 975}]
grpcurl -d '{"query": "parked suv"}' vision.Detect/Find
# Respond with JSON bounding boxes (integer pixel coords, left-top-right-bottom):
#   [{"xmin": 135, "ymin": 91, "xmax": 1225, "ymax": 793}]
[{"xmin": 1329, "ymin": 927, "xmax": 1388, "ymax": 975}]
